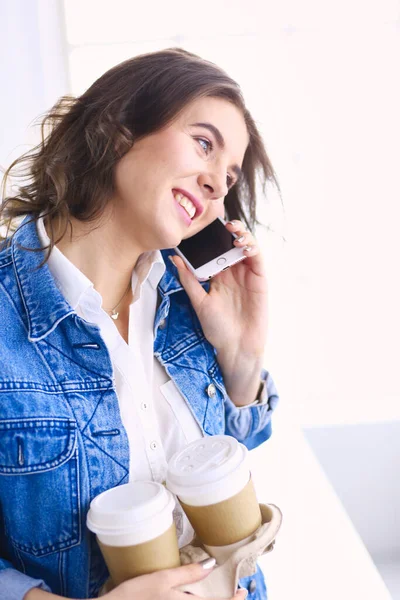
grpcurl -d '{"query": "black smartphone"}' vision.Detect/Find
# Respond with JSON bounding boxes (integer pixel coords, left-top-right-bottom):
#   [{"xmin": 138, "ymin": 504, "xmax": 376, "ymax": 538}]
[{"xmin": 174, "ymin": 217, "xmax": 246, "ymax": 281}]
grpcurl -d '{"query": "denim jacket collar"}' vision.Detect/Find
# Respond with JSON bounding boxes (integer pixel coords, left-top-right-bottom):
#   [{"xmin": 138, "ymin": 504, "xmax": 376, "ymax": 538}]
[
  {"xmin": 10, "ymin": 216, "xmax": 191, "ymax": 342},
  {"xmin": 12, "ymin": 217, "xmax": 75, "ymax": 343}
]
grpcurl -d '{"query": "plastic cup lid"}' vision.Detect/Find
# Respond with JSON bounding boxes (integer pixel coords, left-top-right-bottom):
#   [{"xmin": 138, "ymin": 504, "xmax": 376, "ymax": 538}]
[
  {"xmin": 166, "ymin": 435, "xmax": 249, "ymax": 499},
  {"xmin": 86, "ymin": 481, "xmax": 175, "ymax": 536}
]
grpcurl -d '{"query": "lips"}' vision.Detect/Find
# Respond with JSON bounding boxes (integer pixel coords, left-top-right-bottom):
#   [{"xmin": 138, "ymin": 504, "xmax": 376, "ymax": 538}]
[
  {"xmin": 172, "ymin": 188, "xmax": 204, "ymax": 220},
  {"xmin": 173, "ymin": 192, "xmax": 196, "ymax": 219}
]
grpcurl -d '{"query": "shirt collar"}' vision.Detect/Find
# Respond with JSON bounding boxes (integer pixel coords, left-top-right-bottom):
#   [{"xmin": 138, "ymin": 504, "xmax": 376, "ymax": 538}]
[
  {"xmin": 134, "ymin": 250, "xmax": 165, "ymax": 298},
  {"xmin": 36, "ymin": 215, "xmax": 97, "ymax": 311}
]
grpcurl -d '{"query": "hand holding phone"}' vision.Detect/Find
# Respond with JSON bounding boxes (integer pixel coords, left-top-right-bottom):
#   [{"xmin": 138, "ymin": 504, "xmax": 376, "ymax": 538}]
[
  {"xmin": 174, "ymin": 217, "xmax": 246, "ymax": 281},
  {"xmin": 171, "ymin": 218, "xmax": 268, "ymax": 409}
]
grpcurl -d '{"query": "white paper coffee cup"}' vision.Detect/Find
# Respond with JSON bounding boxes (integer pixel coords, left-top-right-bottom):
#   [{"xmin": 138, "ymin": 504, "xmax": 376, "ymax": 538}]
[
  {"xmin": 87, "ymin": 481, "xmax": 181, "ymax": 585},
  {"xmin": 87, "ymin": 481, "xmax": 176, "ymax": 546},
  {"xmin": 166, "ymin": 436, "xmax": 261, "ymax": 548},
  {"xmin": 166, "ymin": 435, "xmax": 250, "ymax": 506}
]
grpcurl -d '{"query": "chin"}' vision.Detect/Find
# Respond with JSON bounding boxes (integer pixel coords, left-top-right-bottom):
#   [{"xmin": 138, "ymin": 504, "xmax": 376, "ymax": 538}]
[{"xmin": 158, "ymin": 229, "xmax": 185, "ymax": 250}]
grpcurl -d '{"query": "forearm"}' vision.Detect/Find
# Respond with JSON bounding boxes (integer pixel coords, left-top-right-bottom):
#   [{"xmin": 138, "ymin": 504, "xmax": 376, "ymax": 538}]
[
  {"xmin": 217, "ymin": 351, "xmax": 264, "ymax": 407},
  {"xmin": 24, "ymin": 589, "xmax": 71, "ymax": 600}
]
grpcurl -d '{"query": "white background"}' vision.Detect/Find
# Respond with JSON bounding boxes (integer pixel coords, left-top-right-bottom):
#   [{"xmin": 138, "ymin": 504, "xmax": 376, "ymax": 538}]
[
  {"xmin": 60, "ymin": 0, "xmax": 400, "ymax": 428},
  {"xmin": 2, "ymin": 0, "xmax": 399, "ymax": 428},
  {"xmin": 1, "ymin": 1, "xmax": 400, "ymax": 596}
]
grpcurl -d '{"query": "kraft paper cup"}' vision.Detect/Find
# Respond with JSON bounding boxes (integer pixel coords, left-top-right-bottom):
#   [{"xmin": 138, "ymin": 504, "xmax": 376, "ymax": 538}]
[
  {"xmin": 166, "ymin": 436, "xmax": 261, "ymax": 551},
  {"xmin": 87, "ymin": 481, "xmax": 180, "ymax": 585}
]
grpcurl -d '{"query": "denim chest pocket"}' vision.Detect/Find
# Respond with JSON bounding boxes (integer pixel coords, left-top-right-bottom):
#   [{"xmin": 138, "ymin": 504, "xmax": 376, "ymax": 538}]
[{"xmin": 0, "ymin": 418, "xmax": 81, "ymax": 556}]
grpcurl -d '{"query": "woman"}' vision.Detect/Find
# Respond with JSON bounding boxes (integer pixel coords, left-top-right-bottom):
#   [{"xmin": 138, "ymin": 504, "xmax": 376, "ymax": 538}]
[{"xmin": 0, "ymin": 48, "xmax": 280, "ymax": 600}]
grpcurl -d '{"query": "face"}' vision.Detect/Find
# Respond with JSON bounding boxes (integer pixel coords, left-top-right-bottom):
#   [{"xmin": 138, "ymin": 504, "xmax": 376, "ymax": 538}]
[{"xmin": 111, "ymin": 96, "xmax": 249, "ymax": 252}]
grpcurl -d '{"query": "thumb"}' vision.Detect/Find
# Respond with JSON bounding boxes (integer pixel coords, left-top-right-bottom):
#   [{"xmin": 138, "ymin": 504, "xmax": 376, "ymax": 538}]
[
  {"xmin": 163, "ymin": 558, "xmax": 216, "ymax": 588},
  {"xmin": 169, "ymin": 255, "xmax": 208, "ymax": 313}
]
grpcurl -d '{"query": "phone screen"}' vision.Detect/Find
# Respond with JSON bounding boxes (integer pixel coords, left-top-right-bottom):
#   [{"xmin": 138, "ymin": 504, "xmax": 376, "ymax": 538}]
[{"xmin": 177, "ymin": 219, "xmax": 235, "ymax": 269}]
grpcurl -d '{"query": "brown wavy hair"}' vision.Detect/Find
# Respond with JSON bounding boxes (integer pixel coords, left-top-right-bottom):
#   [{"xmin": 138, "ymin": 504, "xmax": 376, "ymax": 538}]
[{"xmin": 0, "ymin": 47, "xmax": 280, "ymax": 259}]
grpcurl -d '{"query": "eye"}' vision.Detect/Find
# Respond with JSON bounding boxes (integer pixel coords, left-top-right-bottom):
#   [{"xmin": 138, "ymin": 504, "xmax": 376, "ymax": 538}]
[
  {"xmin": 197, "ymin": 137, "xmax": 213, "ymax": 154},
  {"xmin": 226, "ymin": 174, "xmax": 235, "ymax": 189}
]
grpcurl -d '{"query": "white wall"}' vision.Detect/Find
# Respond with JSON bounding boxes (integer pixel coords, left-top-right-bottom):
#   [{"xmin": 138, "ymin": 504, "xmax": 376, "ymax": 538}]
[
  {"xmin": 60, "ymin": 1, "xmax": 400, "ymax": 430},
  {"xmin": 2, "ymin": 0, "xmax": 400, "ymax": 429},
  {"xmin": 304, "ymin": 422, "xmax": 400, "ymax": 558},
  {"xmin": 2, "ymin": 1, "xmax": 399, "ymax": 594},
  {"xmin": 0, "ymin": 0, "xmax": 68, "ymax": 171}
]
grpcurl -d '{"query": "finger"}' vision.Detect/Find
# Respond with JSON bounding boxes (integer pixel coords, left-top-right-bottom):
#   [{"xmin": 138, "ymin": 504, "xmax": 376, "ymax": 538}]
[
  {"xmin": 175, "ymin": 587, "xmax": 248, "ymax": 600},
  {"xmin": 233, "ymin": 231, "xmax": 254, "ymax": 247},
  {"xmin": 169, "ymin": 255, "xmax": 208, "ymax": 312},
  {"xmin": 241, "ymin": 244, "xmax": 265, "ymax": 278},
  {"xmin": 227, "ymin": 222, "xmax": 261, "ymax": 262},
  {"xmin": 226, "ymin": 219, "xmax": 247, "ymax": 235},
  {"xmin": 226, "ymin": 224, "xmax": 263, "ymax": 273},
  {"xmin": 242, "ymin": 244, "xmax": 260, "ymax": 257},
  {"xmin": 162, "ymin": 559, "xmax": 216, "ymax": 588}
]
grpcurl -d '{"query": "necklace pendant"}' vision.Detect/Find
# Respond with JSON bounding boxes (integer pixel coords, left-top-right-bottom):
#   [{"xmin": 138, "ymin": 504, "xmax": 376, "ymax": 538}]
[{"xmin": 111, "ymin": 311, "xmax": 119, "ymax": 320}]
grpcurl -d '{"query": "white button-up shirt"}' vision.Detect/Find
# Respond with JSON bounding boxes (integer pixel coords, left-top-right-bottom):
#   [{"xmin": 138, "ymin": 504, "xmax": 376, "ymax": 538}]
[{"xmin": 37, "ymin": 217, "xmax": 202, "ymax": 545}]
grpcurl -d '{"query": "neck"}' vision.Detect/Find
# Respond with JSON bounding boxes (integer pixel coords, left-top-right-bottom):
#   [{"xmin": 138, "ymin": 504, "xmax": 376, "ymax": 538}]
[{"xmin": 46, "ymin": 212, "xmax": 141, "ymax": 311}]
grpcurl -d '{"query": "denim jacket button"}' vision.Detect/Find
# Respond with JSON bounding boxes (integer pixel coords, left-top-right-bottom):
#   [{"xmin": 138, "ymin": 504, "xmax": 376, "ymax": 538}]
[
  {"xmin": 249, "ymin": 579, "xmax": 257, "ymax": 594},
  {"xmin": 159, "ymin": 319, "xmax": 167, "ymax": 330},
  {"xmin": 206, "ymin": 383, "xmax": 216, "ymax": 398}
]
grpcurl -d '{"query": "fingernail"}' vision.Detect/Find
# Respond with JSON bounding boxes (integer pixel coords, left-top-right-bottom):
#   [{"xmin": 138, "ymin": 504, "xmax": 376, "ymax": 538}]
[
  {"xmin": 199, "ymin": 557, "xmax": 216, "ymax": 570},
  {"xmin": 168, "ymin": 255, "xmax": 176, "ymax": 266},
  {"xmin": 244, "ymin": 246, "xmax": 252, "ymax": 252},
  {"xmin": 236, "ymin": 235, "xmax": 245, "ymax": 243},
  {"xmin": 227, "ymin": 220, "xmax": 237, "ymax": 226}
]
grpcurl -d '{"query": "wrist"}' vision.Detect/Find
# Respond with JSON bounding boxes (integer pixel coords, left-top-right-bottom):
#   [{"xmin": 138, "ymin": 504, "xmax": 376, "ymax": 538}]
[
  {"xmin": 218, "ymin": 353, "xmax": 264, "ymax": 407},
  {"xmin": 24, "ymin": 587, "xmax": 75, "ymax": 600}
]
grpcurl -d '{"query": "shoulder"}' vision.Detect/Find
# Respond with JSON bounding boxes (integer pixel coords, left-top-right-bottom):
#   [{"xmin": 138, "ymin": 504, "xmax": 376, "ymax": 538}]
[
  {"xmin": 0, "ymin": 240, "xmax": 15, "ymax": 306},
  {"xmin": 0, "ymin": 237, "xmax": 13, "ymax": 266},
  {"xmin": 0, "ymin": 237, "xmax": 24, "ymax": 341}
]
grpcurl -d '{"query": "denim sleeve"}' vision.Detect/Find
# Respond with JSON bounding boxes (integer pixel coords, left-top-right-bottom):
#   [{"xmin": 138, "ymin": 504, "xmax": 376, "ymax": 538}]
[
  {"xmin": 0, "ymin": 561, "xmax": 51, "ymax": 600},
  {"xmin": 224, "ymin": 370, "xmax": 279, "ymax": 450}
]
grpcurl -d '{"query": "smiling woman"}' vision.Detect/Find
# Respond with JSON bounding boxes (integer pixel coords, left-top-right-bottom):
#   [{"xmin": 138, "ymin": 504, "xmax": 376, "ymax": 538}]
[
  {"xmin": 110, "ymin": 95, "xmax": 249, "ymax": 251},
  {"xmin": 0, "ymin": 48, "xmax": 281, "ymax": 600}
]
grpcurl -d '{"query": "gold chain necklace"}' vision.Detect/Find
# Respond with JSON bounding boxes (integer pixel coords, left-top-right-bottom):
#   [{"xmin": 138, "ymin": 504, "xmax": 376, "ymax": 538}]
[{"xmin": 103, "ymin": 281, "xmax": 131, "ymax": 320}]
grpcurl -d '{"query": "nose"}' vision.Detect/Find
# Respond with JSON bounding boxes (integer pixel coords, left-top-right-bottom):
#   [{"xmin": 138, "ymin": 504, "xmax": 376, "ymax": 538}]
[{"xmin": 197, "ymin": 169, "xmax": 228, "ymax": 201}]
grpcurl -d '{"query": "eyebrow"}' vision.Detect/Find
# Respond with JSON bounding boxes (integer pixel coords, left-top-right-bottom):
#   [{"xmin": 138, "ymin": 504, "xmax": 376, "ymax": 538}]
[{"xmin": 190, "ymin": 122, "xmax": 244, "ymax": 183}]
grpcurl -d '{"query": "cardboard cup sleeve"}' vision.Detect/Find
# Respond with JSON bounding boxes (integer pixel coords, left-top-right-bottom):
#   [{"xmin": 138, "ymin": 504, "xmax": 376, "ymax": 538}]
[
  {"xmin": 178, "ymin": 503, "xmax": 283, "ymax": 599},
  {"xmin": 179, "ymin": 478, "xmax": 262, "ymax": 546}
]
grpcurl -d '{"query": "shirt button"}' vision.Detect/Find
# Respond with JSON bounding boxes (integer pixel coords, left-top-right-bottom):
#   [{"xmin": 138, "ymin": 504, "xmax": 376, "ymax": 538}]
[
  {"xmin": 141, "ymin": 402, "xmax": 148, "ymax": 411},
  {"xmin": 249, "ymin": 579, "xmax": 257, "ymax": 594},
  {"xmin": 206, "ymin": 383, "xmax": 216, "ymax": 398},
  {"xmin": 150, "ymin": 441, "xmax": 158, "ymax": 450},
  {"xmin": 159, "ymin": 319, "xmax": 167, "ymax": 330}
]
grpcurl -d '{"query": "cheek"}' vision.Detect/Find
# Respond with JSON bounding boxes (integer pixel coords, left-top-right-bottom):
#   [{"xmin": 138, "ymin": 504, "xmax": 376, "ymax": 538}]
[
  {"xmin": 204, "ymin": 198, "xmax": 227, "ymax": 227},
  {"xmin": 216, "ymin": 202, "xmax": 225, "ymax": 219},
  {"xmin": 154, "ymin": 132, "xmax": 196, "ymax": 173},
  {"xmin": 114, "ymin": 156, "xmax": 138, "ymax": 197},
  {"xmin": 200, "ymin": 200, "xmax": 225, "ymax": 229},
  {"xmin": 207, "ymin": 198, "xmax": 225, "ymax": 220}
]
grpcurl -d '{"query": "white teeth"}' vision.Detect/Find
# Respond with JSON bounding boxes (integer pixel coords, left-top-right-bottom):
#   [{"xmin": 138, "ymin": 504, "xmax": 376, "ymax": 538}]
[{"xmin": 174, "ymin": 191, "xmax": 196, "ymax": 219}]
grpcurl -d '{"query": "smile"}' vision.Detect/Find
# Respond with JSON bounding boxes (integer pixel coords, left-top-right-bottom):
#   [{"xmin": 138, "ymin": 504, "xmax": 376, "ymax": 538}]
[
  {"xmin": 172, "ymin": 188, "xmax": 204, "ymax": 223},
  {"xmin": 172, "ymin": 191, "xmax": 196, "ymax": 219}
]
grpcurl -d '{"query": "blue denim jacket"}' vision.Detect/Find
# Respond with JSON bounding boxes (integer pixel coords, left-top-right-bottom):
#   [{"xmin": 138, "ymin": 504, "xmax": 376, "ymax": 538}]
[{"xmin": 0, "ymin": 217, "xmax": 279, "ymax": 599}]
